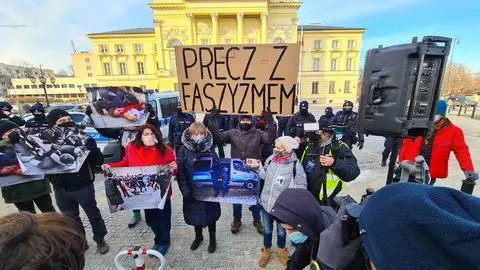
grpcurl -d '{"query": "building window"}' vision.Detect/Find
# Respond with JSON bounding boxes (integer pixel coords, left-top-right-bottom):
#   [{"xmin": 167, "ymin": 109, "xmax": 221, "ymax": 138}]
[
  {"xmin": 23, "ymin": 85, "xmax": 30, "ymax": 89},
  {"xmin": 85, "ymin": 58, "xmax": 90, "ymax": 63},
  {"xmin": 248, "ymin": 39, "xmax": 255, "ymax": 45},
  {"xmin": 346, "ymin": 58, "xmax": 353, "ymax": 71},
  {"xmin": 134, "ymin": 43, "xmax": 143, "ymax": 53},
  {"xmin": 119, "ymin": 62, "xmax": 127, "ymax": 75},
  {"xmin": 314, "ymin": 40, "xmax": 321, "ymax": 49},
  {"xmin": 115, "ymin": 44, "xmax": 124, "ymax": 53},
  {"xmin": 86, "ymin": 65, "xmax": 92, "ymax": 70},
  {"xmin": 88, "ymin": 73, "xmax": 93, "ymax": 77},
  {"xmin": 273, "ymin": 38, "xmax": 285, "ymax": 44},
  {"xmin": 46, "ymin": 84, "xmax": 52, "ymax": 88},
  {"xmin": 332, "ymin": 40, "xmax": 339, "ymax": 49},
  {"xmin": 137, "ymin": 62, "xmax": 145, "ymax": 75},
  {"xmin": 348, "ymin": 40, "xmax": 355, "ymax": 49},
  {"xmin": 61, "ymin": 84, "xmax": 67, "ymax": 88},
  {"xmin": 54, "ymin": 84, "xmax": 60, "ymax": 88},
  {"xmin": 311, "ymin": 81, "xmax": 319, "ymax": 94},
  {"xmin": 15, "ymin": 85, "xmax": 22, "ymax": 89},
  {"xmin": 31, "ymin": 85, "xmax": 37, "ymax": 88},
  {"xmin": 344, "ymin": 80, "xmax": 351, "ymax": 93},
  {"xmin": 68, "ymin": 84, "xmax": 75, "ymax": 88},
  {"xmin": 225, "ymin": 39, "xmax": 231, "ymax": 45},
  {"xmin": 156, "ymin": 62, "xmax": 159, "ymax": 71},
  {"xmin": 168, "ymin": 39, "xmax": 182, "ymax": 48},
  {"xmin": 103, "ymin": 63, "xmax": 111, "ymax": 75},
  {"xmin": 313, "ymin": 58, "xmax": 320, "ymax": 71},
  {"xmin": 329, "ymin": 81, "xmax": 335, "ymax": 94},
  {"xmin": 331, "ymin": 58, "xmax": 337, "ymax": 71},
  {"xmin": 202, "ymin": 39, "xmax": 209, "ymax": 45},
  {"xmin": 99, "ymin": 45, "xmax": 108, "ymax": 53}
]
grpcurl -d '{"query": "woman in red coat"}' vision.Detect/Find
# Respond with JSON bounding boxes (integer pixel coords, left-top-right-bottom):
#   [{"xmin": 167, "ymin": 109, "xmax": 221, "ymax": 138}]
[
  {"xmin": 101, "ymin": 124, "xmax": 176, "ymax": 255},
  {"xmin": 399, "ymin": 100, "xmax": 477, "ymax": 185}
]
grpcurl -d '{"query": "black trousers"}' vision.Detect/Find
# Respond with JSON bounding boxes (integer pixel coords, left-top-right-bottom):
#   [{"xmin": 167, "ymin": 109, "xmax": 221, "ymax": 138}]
[
  {"xmin": 14, "ymin": 194, "xmax": 56, "ymax": 213},
  {"xmin": 54, "ymin": 184, "xmax": 107, "ymax": 243},
  {"xmin": 145, "ymin": 199, "xmax": 172, "ymax": 245},
  {"xmin": 194, "ymin": 222, "xmax": 216, "ymax": 235}
]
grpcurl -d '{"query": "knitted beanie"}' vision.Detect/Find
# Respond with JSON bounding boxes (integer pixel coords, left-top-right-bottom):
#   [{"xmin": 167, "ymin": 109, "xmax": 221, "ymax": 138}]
[
  {"xmin": 47, "ymin": 109, "xmax": 71, "ymax": 125},
  {"xmin": 0, "ymin": 120, "xmax": 19, "ymax": 138},
  {"xmin": 436, "ymin": 100, "xmax": 448, "ymax": 115},
  {"xmin": 275, "ymin": 136, "xmax": 299, "ymax": 153}
]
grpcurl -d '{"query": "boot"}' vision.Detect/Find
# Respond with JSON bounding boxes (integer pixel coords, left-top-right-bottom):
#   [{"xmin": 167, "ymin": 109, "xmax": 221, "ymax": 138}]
[
  {"xmin": 96, "ymin": 239, "xmax": 109, "ymax": 255},
  {"xmin": 381, "ymin": 160, "xmax": 387, "ymax": 167},
  {"xmin": 253, "ymin": 219, "xmax": 264, "ymax": 235},
  {"xmin": 258, "ymin": 248, "xmax": 271, "ymax": 267},
  {"xmin": 208, "ymin": 231, "xmax": 216, "ymax": 253},
  {"xmin": 190, "ymin": 228, "xmax": 204, "ymax": 250},
  {"xmin": 231, "ymin": 219, "xmax": 242, "ymax": 234},
  {"xmin": 128, "ymin": 211, "xmax": 141, "ymax": 228},
  {"xmin": 277, "ymin": 247, "xmax": 289, "ymax": 266}
]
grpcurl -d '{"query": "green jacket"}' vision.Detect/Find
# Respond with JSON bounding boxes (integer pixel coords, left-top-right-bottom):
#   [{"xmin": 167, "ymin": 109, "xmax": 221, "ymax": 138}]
[{"xmin": 1, "ymin": 179, "xmax": 51, "ymax": 203}]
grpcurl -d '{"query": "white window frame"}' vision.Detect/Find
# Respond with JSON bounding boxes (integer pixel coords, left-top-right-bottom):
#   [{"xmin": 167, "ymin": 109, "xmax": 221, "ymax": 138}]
[
  {"xmin": 314, "ymin": 40, "xmax": 321, "ymax": 49},
  {"xmin": 313, "ymin": 58, "xmax": 320, "ymax": 71},
  {"xmin": 119, "ymin": 62, "xmax": 127, "ymax": 75},
  {"xmin": 331, "ymin": 58, "xmax": 337, "ymax": 71},
  {"xmin": 332, "ymin": 40, "xmax": 339, "ymax": 49},
  {"xmin": 329, "ymin": 81, "xmax": 335, "ymax": 94},
  {"xmin": 137, "ymin": 62, "xmax": 145, "ymax": 75},
  {"xmin": 312, "ymin": 81, "xmax": 319, "ymax": 94},
  {"xmin": 346, "ymin": 58, "xmax": 353, "ymax": 71},
  {"xmin": 344, "ymin": 80, "xmax": 351, "ymax": 93},
  {"xmin": 103, "ymin": 63, "xmax": 111, "ymax": 75}
]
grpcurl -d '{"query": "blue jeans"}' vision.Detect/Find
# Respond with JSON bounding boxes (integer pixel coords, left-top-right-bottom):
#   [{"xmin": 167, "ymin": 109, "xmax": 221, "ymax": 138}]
[
  {"xmin": 233, "ymin": 203, "xmax": 261, "ymax": 221},
  {"xmin": 260, "ymin": 208, "xmax": 286, "ymax": 248}
]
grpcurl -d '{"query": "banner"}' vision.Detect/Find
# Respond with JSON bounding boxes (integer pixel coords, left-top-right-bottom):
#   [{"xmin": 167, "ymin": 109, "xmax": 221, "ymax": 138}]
[
  {"xmin": 175, "ymin": 44, "xmax": 300, "ymax": 116},
  {"xmin": 104, "ymin": 165, "xmax": 172, "ymax": 213},
  {"xmin": 14, "ymin": 127, "xmax": 90, "ymax": 175},
  {"xmin": 87, "ymin": 86, "xmax": 149, "ymax": 128},
  {"xmin": 0, "ymin": 174, "xmax": 44, "ymax": 188},
  {"xmin": 192, "ymin": 158, "xmax": 259, "ymax": 205}
]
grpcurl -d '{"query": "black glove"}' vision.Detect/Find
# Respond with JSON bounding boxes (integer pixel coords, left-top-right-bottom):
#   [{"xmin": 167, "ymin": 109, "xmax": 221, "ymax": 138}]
[
  {"xmin": 262, "ymin": 110, "xmax": 274, "ymax": 123},
  {"xmin": 85, "ymin": 105, "xmax": 93, "ymax": 116},
  {"xmin": 8, "ymin": 131, "xmax": 20, "ymax": 144},
  {"xmin": 85, "ymin": 138, "xmax": 97, "ymax": 151},
  {"xmin": 358, "ymin": 141, "xmax": 364, "ymax": 150}
]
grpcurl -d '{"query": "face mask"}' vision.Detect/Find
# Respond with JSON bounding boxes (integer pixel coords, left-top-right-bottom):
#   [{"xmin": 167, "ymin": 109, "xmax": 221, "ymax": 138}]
[
  {"xmin": 142, "ymin": 136, "xmax": 157, "ymax": 146},
  {"xmin": 289, "ymin": 231, "xmax": 308, "ymax": 244},
  {"xmin": 343, "ymin": 107, "xmax": 353, "ymax": 112},
  {"xmin": 300, "ymin": 108, "xmax": 308, "ymax": 115},
  {"xmin": 191, "ymin": 135, "xmax": 205, "ymax": 143},
  {"xmin": 239, "ymin": 123, "xmax": 252, "ymax": 131},
  {"xmin": 58, "ymin": 122, "xmax": 75, "ymax": 128},
  {"xmin": 434, "ymin": 115, "xmax": 442, "ymax": 123},
  {"xmin": 274, "ymin": 150, "xmax": 287, "ymax": 158},
  {"xmin": 34, "ymin": 114, "xmax": 45, "ymax": 120}
]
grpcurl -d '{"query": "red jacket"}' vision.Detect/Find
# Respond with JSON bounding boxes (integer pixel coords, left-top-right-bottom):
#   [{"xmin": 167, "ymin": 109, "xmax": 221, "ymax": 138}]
[
  {"xmin": 399, "ymin": 122, "xmax": 474, "ymax": 179},
  {"xmin": 108, "ymin": 143, "xmax": 175, "ymax": 197}
]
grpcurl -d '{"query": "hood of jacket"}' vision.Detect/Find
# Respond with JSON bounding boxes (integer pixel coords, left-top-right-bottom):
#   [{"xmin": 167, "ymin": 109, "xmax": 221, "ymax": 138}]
[{"xmin": 181, "ymin": 129, "xmax": 213, "ymax": 153}]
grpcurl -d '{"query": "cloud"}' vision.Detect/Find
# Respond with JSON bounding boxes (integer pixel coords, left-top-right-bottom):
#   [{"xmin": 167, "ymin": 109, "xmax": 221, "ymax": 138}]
[
  {"xmin": 299, "ymin": 0, "xmax": 430, "ymax": 24},
  {"xmin": 0, "ymin": 0, "xmax": 149, "ymax": 72}
]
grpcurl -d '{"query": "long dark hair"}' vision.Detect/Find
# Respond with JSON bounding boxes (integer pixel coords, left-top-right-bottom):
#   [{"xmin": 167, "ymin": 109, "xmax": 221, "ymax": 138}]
[{"xmin": 134, "ymin": 124, "xmax": 166, "ymax": 156}]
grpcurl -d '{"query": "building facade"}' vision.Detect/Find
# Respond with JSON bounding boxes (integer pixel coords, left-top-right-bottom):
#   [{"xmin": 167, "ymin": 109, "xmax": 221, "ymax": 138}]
[
  {"xmin": 0, "ymin": 63, "xmax": 54, "ymax": 97},
  {"xmin": 79, "ymin": 0, "xmax": 364, "ymax": 105}
]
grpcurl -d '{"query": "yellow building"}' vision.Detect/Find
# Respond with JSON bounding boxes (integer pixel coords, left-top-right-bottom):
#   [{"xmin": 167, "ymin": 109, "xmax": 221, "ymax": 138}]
[
  {"xmin": 77, "ymin": 0, "xmax": 365, "ymax": 105},
  {"xmin": 71, "ymin": 52, "xmax": 96, "ymax": 79}
]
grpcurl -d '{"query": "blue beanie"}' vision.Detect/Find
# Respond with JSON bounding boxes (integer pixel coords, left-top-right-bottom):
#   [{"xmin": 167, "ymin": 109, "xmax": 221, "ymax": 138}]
[
  {"xmin": 359, "ymin": 183, "xmax": 480, "ymax": 270},
  {"xmin": 436, "ymin": 100, "xmax": 447, "ymax": 115}
]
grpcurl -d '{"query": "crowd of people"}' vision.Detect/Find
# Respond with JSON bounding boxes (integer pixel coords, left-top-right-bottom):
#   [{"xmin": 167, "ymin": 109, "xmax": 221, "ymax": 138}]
[{"xmin": 0, "ymin": 99, "xmax": 479, "ymax": 270}]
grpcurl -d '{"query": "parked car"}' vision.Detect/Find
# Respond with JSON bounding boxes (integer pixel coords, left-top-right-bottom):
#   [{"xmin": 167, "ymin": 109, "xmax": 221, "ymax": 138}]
[
  {"xmin": 45, "ymin": 103, "xmax": 88, "ymax": 113},
  {"xmin": 452, "ymin": 96, "xmax": 477, "ymax": 108}
]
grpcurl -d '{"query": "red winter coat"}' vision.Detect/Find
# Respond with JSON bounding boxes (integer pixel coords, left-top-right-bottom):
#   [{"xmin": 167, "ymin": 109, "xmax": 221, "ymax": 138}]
[
  {"xmin": 108, "ymin": 143, "xmax": 175, "ymax": 197},
  {"xmin": 399, "ymin": 122, "xmax": 474, "ymax": 179}
]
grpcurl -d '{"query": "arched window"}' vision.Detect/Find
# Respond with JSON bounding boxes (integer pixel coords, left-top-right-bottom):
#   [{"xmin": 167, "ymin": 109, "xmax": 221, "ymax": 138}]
[
  {"xmin": 168, "ymin": 39, "xmax": 182, "ymax": 48},
  {"xmin": 273, "ymin": 38, "xmax": 285, "ymax": 44}
]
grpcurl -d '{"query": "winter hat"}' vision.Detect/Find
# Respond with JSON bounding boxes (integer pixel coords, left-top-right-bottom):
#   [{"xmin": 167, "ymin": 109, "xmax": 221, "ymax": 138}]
[
  {"xmin": 47, "ymin": 109, "xmax": 71, "ymax": 125},
  {"xmin": 239, "ymin": 115, "xmax": 252, "ymax": 121},
  {"xmin": 299, "ymin": 101, "xmax": 309, "ymax": 110},
  {"xmin": 275, "ymin": 136, "xmax": 299, "ymax": 153},
  {"xmin": 359, "ymin": 183, "xmax": 480, "ymax": 270},
  {"xmin": 0, "ymin": 120, "xmax": 19, "ymax": 138},
  {"xmin": 30, "ymin": 102, "xmax": 45, "ymax": 114},
  {"xmin": 0, "ymin": 102, "xmax": 13, "ymax": 111},
  {"xmin": 343, "ymin": 100, "xmax": 353, "ymax": 107},
  {"xmin": 436, "ymin": 100, "xmax": 447, "ymax": 115}
]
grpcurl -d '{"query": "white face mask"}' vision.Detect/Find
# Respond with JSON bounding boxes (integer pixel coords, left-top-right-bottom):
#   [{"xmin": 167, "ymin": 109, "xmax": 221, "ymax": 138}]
[
  {"xmin": 191, "ymin": 135, "xmax": 205, "ymax": 143},
  {"xmin": 434, "ymin": 115, "xmax": 442, "ymax": 123},
  {"xmin": 142, "ymin": 135, "xmax": 157, "ymax": 146}
]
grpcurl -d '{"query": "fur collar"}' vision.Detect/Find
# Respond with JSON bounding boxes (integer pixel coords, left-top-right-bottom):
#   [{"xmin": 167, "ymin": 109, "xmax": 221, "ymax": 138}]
[{"xmin": 181, "ymin": 129, "xmax": 213, "ymax": 152}]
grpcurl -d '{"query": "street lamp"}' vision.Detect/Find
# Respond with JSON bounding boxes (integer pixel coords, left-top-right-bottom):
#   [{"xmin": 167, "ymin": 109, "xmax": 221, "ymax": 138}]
[{"xmin": 29, "ymin": 65, "xmax": 55, "ymax": 106}]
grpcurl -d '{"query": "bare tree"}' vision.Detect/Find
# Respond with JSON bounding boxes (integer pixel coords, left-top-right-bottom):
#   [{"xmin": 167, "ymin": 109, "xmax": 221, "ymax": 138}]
[{"xmin": 442, "ymin": 63, "xmax": 476, "ymax": 96}]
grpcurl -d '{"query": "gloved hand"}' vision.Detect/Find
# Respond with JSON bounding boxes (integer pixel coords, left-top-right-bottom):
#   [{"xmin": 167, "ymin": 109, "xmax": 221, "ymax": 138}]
[
  {"xmin": 464, "ymin": 171, "xmax": 479, "ymax": 181},
  {"xmin": 261, "ymin": 110, "xmax": 274, "ymax": 123},
  {"xmin": 85, "ymin": 138, "xmax": 97, "ymax": 151},
  {"xmin": 85, "ymin": 105, "xmax": 93, "ymax": 116},
  {"xmin": 358, "ymin": 141, "xmax": 364, "ymax": 150}
]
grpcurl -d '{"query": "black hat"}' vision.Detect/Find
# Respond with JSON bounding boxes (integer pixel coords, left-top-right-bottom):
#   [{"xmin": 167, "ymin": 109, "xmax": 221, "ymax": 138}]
[
  {"xmin": 239, "ymin": 114, "xmax": 252, "ymax": 121},
  {"xmin": 30, "ymin": 102, "xmax": 45, "ymax": 114},
  {"xmin": 0, "ymin": 120, "xmax": 19, "ymax": 138},
  {"xmin": 0, "ymin": 102, "xmax": 13, "ymax": 111},
  {"xmin": 317, "ymin": 119, "xmax": 335, "ymax": 134},
  {"xmin": 47, "ymin": 109, "xmax": 71, "ymax": 125},
  {"xmin": 299, "ymin": 101, "xmax": 309, "ymax": 110},
  {"xmin": 343, "ymin": 100, "xmax": 353, "ymax": 107}
]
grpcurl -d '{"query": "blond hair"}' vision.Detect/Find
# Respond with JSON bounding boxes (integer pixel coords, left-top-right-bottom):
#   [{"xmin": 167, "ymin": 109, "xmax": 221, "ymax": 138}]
[{"xmin": 188, "ymin": 121, "xmax": 208, "ymax": 135}]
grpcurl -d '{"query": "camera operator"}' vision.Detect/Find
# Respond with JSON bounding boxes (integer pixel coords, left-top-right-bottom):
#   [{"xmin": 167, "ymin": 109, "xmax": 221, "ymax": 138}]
[
  {"xmin": 399, "ymin": 100, "xmax": 478, "ymax": 185},
  {"xmin": 359, "ymin": 183, "xmax": 480, "ymax": 270},
  {"xmin": 330, "ymin": 101, "xmax": 364, "ymax": 150},
  {"xmin": 299, "ymin": 120, "xmax": 360, "ymax": 205},
  {"xmin": 286, "ymin": 101, "xmax": 316, "ymax": 138}
]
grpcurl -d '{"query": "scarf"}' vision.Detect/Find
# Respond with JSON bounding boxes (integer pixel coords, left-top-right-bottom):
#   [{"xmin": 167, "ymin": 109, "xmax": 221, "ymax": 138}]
[{"xmin": 272, "ymin": 152, "xmax": 293, "ymax": 163}]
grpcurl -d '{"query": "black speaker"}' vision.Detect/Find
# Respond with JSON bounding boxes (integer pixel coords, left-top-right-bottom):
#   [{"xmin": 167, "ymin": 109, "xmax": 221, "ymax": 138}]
[{"xmin": 357, "ymin": 36, "xmax": 451, "ymax": 137}]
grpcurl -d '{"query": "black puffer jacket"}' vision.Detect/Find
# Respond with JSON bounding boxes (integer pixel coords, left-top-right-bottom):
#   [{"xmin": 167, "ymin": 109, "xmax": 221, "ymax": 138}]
[
  {"xmin": 271, "ymin": 188, "xmax": 335, "ymax": 270},
  {"xmin": 168, "ymin": 111, "xmax": 195, "ymax": 148},
  {"xmin": 208, "ymin": 119, "xmax": 276, "ymax": 160},
  {"xmin": 177, "ymin": 130, "xmax": 221, "ymax": 226},
  {"xmin": 286, "ymin": 112, "xmax": 316, "ymax": 137}
]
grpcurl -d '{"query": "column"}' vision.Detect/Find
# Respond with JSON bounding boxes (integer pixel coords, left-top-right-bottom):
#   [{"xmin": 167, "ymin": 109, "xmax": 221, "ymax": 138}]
[
  {"xmin": 154, "ymin": 19, "xmax": 166, "ymax": 72},
  {"xmin": 187, "ymin": 13, "xmax": 195, "ymax": 45},
  {"xmin": 211, "ymin": 12, "xmax": 219, "ymax": 44},
  {"xmin": 236, "ymin": 12, "xmax": 244, "ymax": 44},
  {"xmin": 261, "ymin": 12, "xmax": 268, "ymax": 43}
]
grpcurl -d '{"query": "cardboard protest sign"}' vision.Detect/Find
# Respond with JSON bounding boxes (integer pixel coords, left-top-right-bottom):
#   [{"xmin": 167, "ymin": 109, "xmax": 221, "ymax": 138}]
[
  {"xmin": 87, "ymin": 86, "xmax": 149, "ymax": 128},
  {"xmin": 175, "ymin": 44, "xmax": 300, "ymax": 116},
  {"xmin": 192, "ymin": 157, "xmax": 259, "ymax": 205},
  {"xmin": 0, "ymin": 174, "xmax": 44, "ymax": 188},
  {"xmin": 14, "ymin": 127, "xmax": 90, "ymax": 175},
  {"xmin": 104, "ymin": 165, "xmax": 172, "ymax": 213}
]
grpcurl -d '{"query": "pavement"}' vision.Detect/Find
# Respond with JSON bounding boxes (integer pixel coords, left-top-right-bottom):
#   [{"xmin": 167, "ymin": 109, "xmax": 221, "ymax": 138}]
[{"xmin": 0, "ymin": 111, "xmax": 479, "ymax": 270}]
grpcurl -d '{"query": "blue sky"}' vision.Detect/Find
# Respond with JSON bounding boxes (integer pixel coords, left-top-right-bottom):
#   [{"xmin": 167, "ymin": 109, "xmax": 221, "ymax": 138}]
[{"xmin": 0, "ymin": 0, "xmax": 479, "ymax": 73}]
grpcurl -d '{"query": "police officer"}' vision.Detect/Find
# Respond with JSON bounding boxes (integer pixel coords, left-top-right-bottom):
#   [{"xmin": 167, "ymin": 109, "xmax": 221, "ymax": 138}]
[
  {"xmin": 299, "ymin": 120, "xmax": 360, "ymax": 205},
  {"xmin": 25, "ymin": 102, "xmax": 50, "ymax": 128},
  {"xmin": 0, "ymin": 102, "xmax": 26, "ymax": 126},
  {"xmin": 276, "ymin": 116, "xmax": 292, "ymax": 137},
  {"xmin": 330, "ymin": 101, "xmax": 364, "ymax": 149},
  {"xmin": 168, "ymin": 102, "xmax": 195, "ymax": 155},
  {"xmin": 318, "ymin": 107, "xmax": 335, "ymax": 123},
  {"xmin": 286, "ymin": 101, "xmax": 316, "ymax": 138}
]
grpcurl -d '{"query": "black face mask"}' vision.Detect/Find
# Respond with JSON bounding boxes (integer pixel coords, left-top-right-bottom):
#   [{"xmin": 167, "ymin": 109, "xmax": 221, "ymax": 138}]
[
  {"xmin": 300, "ymin": 108, "xmax": 308, "ymax": 115},
  {"xmin": 325, "ymin": 109, "xmax": 333, "ymax": 115},
  {"xmin": 343, "ymin": 107, "xmax": 353, "ymax": 113},
  {"xmin": 238, "ymin": 123, "xmax": 252, "ymax": 131},
  {"xmin": 34, "ymin": 114, "xmax": 45, "ymax": 121},
  {"xmin": 58, "ymin": 121, "xmax": 75, "ymax": 128}
]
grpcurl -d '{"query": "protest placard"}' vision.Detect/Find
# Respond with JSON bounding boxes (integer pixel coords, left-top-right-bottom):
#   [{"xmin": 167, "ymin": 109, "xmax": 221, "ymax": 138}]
[
  {"xmin": 175, "ymin": 44, "xmax": 300, "ymax": 116},
  {"xmin": 104, "ymin": 165, "xmax": 172, "ymax": 213},
  {"xmin": 0, "ymin": 174, "xmax": 45, "ymax": 188},
  {"xmin": 87, "ymin": 86, "xmax": 149, "ymax": 128}
]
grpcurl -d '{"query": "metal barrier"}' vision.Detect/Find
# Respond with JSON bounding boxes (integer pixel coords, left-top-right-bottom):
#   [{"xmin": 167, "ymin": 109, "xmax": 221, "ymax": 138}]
[{"xmin": 448, "ymin": 104, "xmax": 478, "ymax": 119}]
